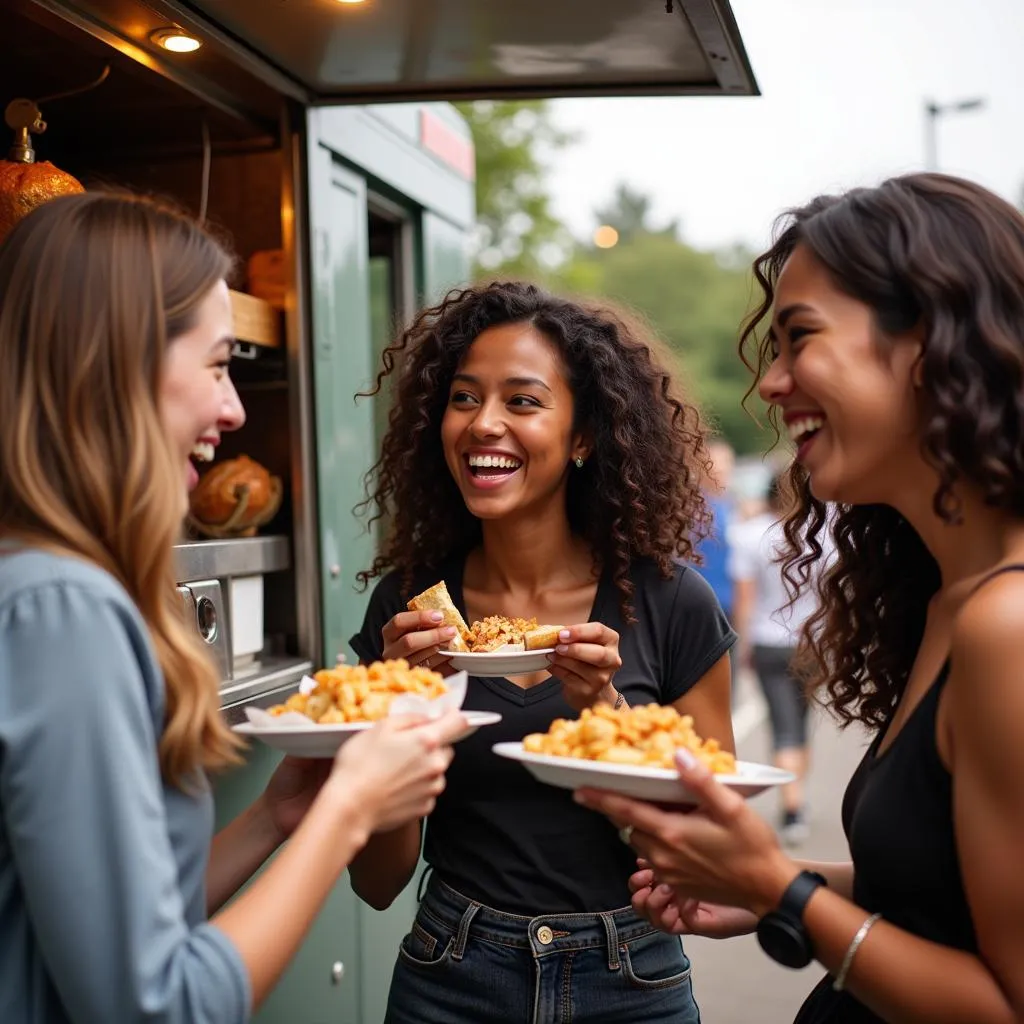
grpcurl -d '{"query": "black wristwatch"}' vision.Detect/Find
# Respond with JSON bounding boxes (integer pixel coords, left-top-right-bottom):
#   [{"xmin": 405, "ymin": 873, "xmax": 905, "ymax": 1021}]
[{"xmin": 756, "ymin": 870, "xmax": 827, "ymax": 968}]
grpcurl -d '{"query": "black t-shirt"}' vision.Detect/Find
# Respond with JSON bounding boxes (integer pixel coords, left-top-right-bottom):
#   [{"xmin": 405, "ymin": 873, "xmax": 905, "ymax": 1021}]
[{"xmin": 349, "ymin": 554, "xmax": 736, "ymax": 915}]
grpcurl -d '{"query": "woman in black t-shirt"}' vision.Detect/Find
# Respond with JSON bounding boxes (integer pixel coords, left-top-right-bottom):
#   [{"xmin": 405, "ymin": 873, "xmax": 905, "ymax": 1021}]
[
  {"xmin": 579, "ymin": 174, "xmax": 1024, "ymax": 1023},
  {"xmin": 348, "ymin": 281, "xmax": 736, "ymax": 1023}
]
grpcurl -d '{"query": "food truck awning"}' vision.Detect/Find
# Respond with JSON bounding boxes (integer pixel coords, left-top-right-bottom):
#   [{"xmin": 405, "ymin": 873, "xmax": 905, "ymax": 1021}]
[{"xmin": 117, "ymin": 0, "xmax": 758, "ymax": 103}]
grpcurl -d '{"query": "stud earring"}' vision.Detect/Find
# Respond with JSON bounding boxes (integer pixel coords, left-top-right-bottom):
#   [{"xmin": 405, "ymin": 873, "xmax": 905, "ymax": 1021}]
[{"xmin": 574, "ymin": 456, "xmax": 584, "ymax": 469}]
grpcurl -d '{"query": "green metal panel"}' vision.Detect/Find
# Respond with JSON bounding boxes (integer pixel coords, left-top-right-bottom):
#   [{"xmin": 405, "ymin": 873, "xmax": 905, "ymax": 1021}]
[
  {"xmin": 213, "ymin": 742, "xmax": 360, "ymax": 1024},
  {"xmin": 422, "ymin": 209, "xmax": 472, "ymax": 304},
  {"xmin": 308, "ymin": 141, "xmax": 378, "ymax": 669},
  {"xmin": 317, "ymin": 106, "xmax": 474, "ymax": 231},
  {"xmin": 254, "ymin": 132, "xmax": 380, "ymax": 1024}
]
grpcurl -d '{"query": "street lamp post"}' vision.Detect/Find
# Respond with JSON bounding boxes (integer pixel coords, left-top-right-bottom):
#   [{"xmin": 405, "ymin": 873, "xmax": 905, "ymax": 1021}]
[{"xmin": 924, "ymin": 97, "xmax": 986, "ymax": 171}]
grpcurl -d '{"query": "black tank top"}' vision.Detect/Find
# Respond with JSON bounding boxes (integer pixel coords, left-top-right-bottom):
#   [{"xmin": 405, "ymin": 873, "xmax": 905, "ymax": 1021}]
[{"xmin": 794, "ymin": 564, "xmax": 1024, "ymax": 1023}]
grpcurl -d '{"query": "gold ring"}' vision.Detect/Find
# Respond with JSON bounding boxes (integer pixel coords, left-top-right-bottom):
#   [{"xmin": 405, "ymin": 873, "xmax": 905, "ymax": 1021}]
[{"xmin": 619, "ymin": 824, "xmax": 634, "ymax": 845}]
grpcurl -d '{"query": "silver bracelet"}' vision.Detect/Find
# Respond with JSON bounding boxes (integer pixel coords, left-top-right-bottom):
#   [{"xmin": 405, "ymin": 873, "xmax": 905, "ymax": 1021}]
[
  {"xmin": 613, "ymin": 690, "xmax": 627, "ymax": 709},
  {"xmin": 832, "ymin": 913, "xmax": 881, "ymax": 992}
]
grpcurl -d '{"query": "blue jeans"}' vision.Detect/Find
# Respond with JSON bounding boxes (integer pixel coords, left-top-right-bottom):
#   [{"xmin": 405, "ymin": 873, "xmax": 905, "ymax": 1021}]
[{"xmin": 384, "ymin": 876, "xmax": 701, "ymax": 1023}]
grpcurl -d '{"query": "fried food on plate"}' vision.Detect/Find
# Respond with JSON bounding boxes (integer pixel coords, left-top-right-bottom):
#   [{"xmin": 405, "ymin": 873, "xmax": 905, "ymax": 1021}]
[
  {"xmin": 268, "ymin": 659, "xmax": 447, "ymax": 723},
  {"xmin": 523, "ymin": 624, "xmax": 562, "ymax": 651},
  {"xmin": 407, "ymin": 581, "xmax": 471, "ymax": 652},
  {"xmin": 411, "ymin": 581, "xmax": 565, "ymax": 653},
  {"xmin": 465, "ymin": 614, "xmax": 537, "ymax": 652},
  {"xmin": 523, "ymin": 702, "xmax": 736, "ymax": 773},
  {"xmin": 465, "ymin": 617, "xmax": 563, "ymax": 652}
]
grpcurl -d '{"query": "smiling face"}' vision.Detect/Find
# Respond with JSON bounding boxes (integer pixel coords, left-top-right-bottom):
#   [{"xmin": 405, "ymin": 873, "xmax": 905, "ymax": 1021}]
[
  {"xmin": 440, "ymin": 322, "xmax": 586, "ymax": 521},
  {"xmin": 158, "ymin": 279, "xmax": 246, "ymax": 501},
  {"xmin": 758, "ymin": 244, "xmax": 924, "ymax": 505}
]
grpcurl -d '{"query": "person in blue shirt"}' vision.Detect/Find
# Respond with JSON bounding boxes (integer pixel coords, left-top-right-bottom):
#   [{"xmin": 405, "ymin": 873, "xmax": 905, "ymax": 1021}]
[{"xmin": 695, "ymin": 439, "xmax": 736, "ymax": 621}]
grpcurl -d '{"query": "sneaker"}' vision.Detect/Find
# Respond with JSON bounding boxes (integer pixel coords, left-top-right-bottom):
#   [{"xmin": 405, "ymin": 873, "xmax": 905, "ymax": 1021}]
[{"xmin": 780, "ymin": 809, "xmax": 810, "ymax": 847}]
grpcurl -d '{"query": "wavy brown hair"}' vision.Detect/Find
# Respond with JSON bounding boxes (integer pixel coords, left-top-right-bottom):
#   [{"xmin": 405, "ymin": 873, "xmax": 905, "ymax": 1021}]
[
  {"xmin": 357, "ymin": 280, "xmax": 712, "ymax": 619},
  {"xmin": 0, "ymin": 191, "xmax": 243, "ymax": 785},
  {"xmin": 740, "ymin": 173, "xmax": 1024, "ymax": 729}
]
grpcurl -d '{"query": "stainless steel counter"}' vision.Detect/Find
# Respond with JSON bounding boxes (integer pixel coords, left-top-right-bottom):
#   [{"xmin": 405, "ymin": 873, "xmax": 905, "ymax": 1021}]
[
  {"xmin": 174, "ymin": 536, "xmax": 290, "ymax": 582},
  {"xmin": 218, "ymin": 654, "xmax": 312, "ymax": 712}
]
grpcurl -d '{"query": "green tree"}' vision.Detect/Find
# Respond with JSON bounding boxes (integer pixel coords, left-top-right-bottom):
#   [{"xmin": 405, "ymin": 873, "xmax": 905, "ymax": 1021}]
[
  {"xmin": 455, "ymin": 100, "xmax": 578, "ymax": 277},
  {"xmin": 593, "ymin": 182, "xmax": 678, "ymax": 245},
  {"xmin": 552, "ymin": 205, "xmax": 769, "ymax": 455}
]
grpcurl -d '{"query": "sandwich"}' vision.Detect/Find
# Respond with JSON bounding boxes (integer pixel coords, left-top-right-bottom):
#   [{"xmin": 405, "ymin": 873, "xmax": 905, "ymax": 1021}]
[{"xmin": 406, "ymin": 581, "xmax": 471, "ymax": 652}]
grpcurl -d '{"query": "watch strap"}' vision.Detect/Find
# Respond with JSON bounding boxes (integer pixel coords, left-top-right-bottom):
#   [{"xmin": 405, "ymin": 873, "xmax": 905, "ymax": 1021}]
[{"xmin": 776, "ymin": 870, "xmax": 827, "ymax": 922}]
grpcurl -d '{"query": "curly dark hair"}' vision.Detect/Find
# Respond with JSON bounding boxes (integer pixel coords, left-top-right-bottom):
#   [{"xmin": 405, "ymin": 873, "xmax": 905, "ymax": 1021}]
[
  {"xmin": 356, "ymin": 280, "xmax": 713, "ymax": 620},
  {"xmin": 740, "ymin": 173, "xmax": 1024, "ymax": 730}
]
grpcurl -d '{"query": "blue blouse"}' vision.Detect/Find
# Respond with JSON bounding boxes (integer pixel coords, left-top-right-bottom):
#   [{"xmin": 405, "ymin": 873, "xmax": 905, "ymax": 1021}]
[{"xmin": 0, "ymin": 548, "xmax": 250, "ymax": 1023}]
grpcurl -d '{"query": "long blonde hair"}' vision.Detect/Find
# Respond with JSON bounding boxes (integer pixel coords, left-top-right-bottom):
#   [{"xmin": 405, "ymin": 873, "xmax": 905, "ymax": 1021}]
[{"xmin": 0, "ymin": 192, "xmax": 243, "ymax": 785}]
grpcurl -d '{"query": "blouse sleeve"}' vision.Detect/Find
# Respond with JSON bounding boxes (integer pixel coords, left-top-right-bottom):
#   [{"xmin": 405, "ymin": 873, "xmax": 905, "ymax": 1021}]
[{"xmin": 0, "ymin": 580, "xmax": 250, "ymax": 1024}]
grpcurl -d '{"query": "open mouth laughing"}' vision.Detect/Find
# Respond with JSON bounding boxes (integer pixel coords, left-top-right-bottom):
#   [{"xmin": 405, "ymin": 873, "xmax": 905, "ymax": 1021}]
[
  {"xmin": 464, "ymin": 450, "xmax": 523, "ymax": 489},
  {"xmin": 785, "ymin": 413, "xmax": 826, "ymax": 461},
  {"xmin": 187, "ymin": 438, "xmax": 217, "ymax": 490}
]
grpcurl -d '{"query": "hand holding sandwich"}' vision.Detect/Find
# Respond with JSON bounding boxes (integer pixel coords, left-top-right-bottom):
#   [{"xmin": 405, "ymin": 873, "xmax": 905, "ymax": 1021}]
[
  {"xmin": 548, "ymin": 622, "xmax": 622, "ymax": 711},
  {"xmin": 380, "ymin": 610, "xmax": 457, "ymax": 674}
]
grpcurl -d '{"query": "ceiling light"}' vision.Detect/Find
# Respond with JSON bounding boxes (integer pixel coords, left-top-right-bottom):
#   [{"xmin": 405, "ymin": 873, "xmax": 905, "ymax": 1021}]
[
  {"xmin": 150, "ymin": 28, "xmax": 202, "ymax": 53},
  {"xmin": 335, "ymin": 0, "xmax": 369, "ymax": 5}
]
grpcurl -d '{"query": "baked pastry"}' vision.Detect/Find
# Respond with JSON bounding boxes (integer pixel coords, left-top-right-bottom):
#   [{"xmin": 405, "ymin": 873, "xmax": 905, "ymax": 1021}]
[{"xmin": 407, "ymin": 581, "xmax": 471, "ymax": 652}]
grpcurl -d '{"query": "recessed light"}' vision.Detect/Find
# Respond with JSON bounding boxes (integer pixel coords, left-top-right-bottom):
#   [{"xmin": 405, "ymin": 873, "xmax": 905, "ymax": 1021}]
[
  {"xmin": 335, "ymin": 0, "xmax": 369, "ymax": 5},
  {"xmin": 150, "ymin": 28, "xmax": 202, "ymax": 53}
]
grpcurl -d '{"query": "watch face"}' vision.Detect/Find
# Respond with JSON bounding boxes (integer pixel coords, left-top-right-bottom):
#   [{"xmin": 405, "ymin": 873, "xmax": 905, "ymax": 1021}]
[{"xmin": 756, "ymin": 913, "xmax": 813, "ymax": 969}]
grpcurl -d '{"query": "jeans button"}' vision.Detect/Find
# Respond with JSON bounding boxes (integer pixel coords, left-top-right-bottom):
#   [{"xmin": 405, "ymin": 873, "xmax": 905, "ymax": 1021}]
[{"xmin": 536, "ymin": 925, "xmax": 554, "ymax": 945}]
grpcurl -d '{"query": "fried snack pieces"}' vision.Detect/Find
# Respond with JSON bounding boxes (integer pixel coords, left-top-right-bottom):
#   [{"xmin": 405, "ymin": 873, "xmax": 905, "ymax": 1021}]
[
  {"xmin": 523, "ymin": 703, "xmax": 736, "ymax": 773},
  {"xmin": 407, "ymin": 581, "xmax": 471, "ymax": 652},
  {"xmin": 411, "ymin": 580, "xmax": 566, "ymax": 653},
  {"xmin": 523, "ymin": 624, "xmax": 562, "ymax": 651},
  {"xmin": 267, "ymin": 659, "xmax": 447, "ymax": 723}
]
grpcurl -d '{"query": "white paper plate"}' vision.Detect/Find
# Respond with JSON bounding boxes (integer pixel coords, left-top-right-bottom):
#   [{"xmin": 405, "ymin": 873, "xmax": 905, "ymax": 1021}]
[
  {"xmin": 493, "ymin": 743, "xmax": 795, "ymax": 805},
  {"xmin": 234, "ymin": 710, "xmax": 502, "ymax": 758},
  {"xmin": 440, "ymin": 649, "xmax": 554, "ymax": 675}
]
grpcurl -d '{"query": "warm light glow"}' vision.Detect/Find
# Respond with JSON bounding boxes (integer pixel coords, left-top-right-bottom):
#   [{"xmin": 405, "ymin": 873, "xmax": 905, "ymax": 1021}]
[
  {"xmin": 335, "ymin": 0, "xmax": 369, "ymax": 4},
  {"xmin": 593, "ymin": 225, "xmax": 619, "ymax": 249},
  {"xmin": 150, "ymin": 28, "xmax": 202, "ymax": 53}
]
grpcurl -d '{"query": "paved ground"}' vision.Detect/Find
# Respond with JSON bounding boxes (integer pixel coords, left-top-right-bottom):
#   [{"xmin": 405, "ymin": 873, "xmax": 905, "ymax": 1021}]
[{"xmin": 684, "ymin": 671, "xmax": 872, "ymax": 1024}]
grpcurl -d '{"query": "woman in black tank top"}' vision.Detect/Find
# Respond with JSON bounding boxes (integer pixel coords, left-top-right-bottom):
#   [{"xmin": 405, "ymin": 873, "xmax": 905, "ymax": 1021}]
[{"xmin": 577, "ymin": 173, "xmax": 1024, "ymax": 1022}]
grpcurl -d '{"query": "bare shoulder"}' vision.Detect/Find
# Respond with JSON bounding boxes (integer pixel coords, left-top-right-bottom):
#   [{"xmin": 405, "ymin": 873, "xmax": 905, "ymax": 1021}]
[
  {"xmin": 947, "ymin": 570, "xmax": 1024, "ymax": 763},
  {"xmin": 952, "ymin": 568, "xmax": 1024, "ymax": 661}
]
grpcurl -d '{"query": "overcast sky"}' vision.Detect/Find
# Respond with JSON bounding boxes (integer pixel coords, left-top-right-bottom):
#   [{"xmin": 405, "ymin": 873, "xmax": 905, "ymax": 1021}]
[{"xmin": 544, "ymin": 0, "xmax": 1024, "ymax": 252}]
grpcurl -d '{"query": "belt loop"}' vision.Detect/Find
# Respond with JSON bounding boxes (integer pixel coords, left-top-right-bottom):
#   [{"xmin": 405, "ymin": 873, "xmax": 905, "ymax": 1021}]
[
  {"xmin": 451, "ymin": 902, "xmax": 481, "ymax": 961},
  {"xmin": 415, "ymin": 865, "xmax": 433, "ymax": 904},
  {"xmin": 600, "ymin": 913, "xmax": 621, "ymax": 971}
]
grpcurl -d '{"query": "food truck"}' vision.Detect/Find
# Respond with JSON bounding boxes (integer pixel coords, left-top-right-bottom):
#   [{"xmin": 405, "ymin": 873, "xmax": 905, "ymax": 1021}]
[{"xmin": 0, "ymin": 1, "xmax": 756, "ymax": 1018}]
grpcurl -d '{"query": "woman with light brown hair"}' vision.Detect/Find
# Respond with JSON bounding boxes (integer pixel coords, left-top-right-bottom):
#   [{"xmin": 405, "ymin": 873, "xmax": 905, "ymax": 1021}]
[{"xmin": 0, "ymin": 191, "xmax": 465, "ymax": 1024}]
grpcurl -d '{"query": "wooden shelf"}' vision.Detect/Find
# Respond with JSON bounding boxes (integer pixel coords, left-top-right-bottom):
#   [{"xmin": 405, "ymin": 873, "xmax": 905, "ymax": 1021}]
[{"xmin": 229, "ymin": 289, "xmax": 281, "ymax": 348}]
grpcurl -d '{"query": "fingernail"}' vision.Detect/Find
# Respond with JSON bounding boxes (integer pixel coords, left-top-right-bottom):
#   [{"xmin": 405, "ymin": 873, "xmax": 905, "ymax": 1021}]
[
  {"xmin": 573, "ymin": 792, "xmax": 588, "ymax": 805},
  {"xmin": 430, "ymin": 611, "xmax": 443, "ymax": 622},
  {"xmin": 442, "ymin": 626, "xmax": 457, "ymax": 637},
  {"xmin": 676, "ymin": 748, "xmax": 698, "ymax": 770},
  {"xmin": 675, "ymin": 748, "xmax": 709, "ymax": 776},
  {"xmin": 658, "ymin": 884, "xmax": 673, "ymax": 896},
  {"xmin": 555, "ymin": 644, "xmax": 568, "ymax": 654},
  {"xmin": 559, "ymin": 630, "xmax": 571, "ymax": 641}
]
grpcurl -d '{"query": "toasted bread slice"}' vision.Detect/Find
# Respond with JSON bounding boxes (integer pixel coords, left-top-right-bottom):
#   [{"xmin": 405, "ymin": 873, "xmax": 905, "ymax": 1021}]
[
  {"xmin": 407, "ymin": 581, "xmax": 470, "ymax": 652},
  {"xmin": 523, "ymin": 624, "xmax": 563, "ymax": 651}
]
